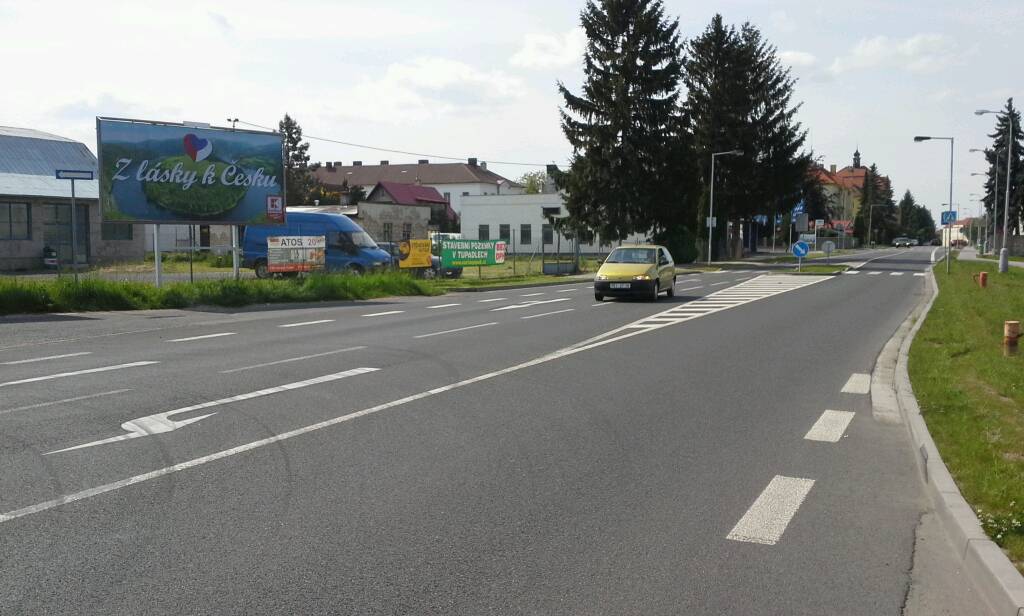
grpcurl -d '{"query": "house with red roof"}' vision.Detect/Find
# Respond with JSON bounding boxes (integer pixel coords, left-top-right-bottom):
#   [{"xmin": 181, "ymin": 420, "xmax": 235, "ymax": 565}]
[{"xmin": 813, "ymin": 150, "xmax": 891, "ymax": 224}]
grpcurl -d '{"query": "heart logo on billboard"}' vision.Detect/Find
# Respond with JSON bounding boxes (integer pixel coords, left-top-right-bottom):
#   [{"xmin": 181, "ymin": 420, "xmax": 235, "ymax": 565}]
[{"xmin": 183, "ymin": 133, "xmax": 213, "ymax": 162}]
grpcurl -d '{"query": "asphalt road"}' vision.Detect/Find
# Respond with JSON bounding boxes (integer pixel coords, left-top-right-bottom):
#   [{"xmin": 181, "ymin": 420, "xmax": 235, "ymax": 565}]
[{"xmin": 0, "ymin": 248, "xmax": 950, "ymax": 614}]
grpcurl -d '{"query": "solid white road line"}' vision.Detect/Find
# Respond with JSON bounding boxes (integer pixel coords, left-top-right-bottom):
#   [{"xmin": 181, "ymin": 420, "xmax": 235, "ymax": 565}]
[
  {"xmin": 414, "ymin": 322, "xmax": 499, "ymax": 339},
  {"xmin": 0, "ymin": 389, "xmax": 133, "ymax": 417},
  {"xmin": 521, "ymin": 308, "xmax": 575, "ymax": 320},
  {"xmin": 726, "ymin": 475, "xmax": 816, "ymax": 545},
  {"xmin": 168, "ymin": 332, "xmax": 236, "ymax": 342},
  {"xmin": 362, "ymin": 310, "xmax": 404, "ymax": 317},
  {"xmin": 1, "ymin": 351, "xmax": 92, "ymax": 365},
  {"xmin": 220, "ymin": 346, "xmax": 366, "ymax": 374},
  {"xmin": 520, "ymin": 292, "xmax": 546, "ymax": 297},
  {"xmin": 0, "ymin": 362, "xmax": 159, "ymax": 389},
  {"xmin": 426, "ymin": 303, "xmax": 462, "ymax": 309},
  {"xmin": 841, "ymin": 373, "xmax": 871, "ymax": 395},
  {"xmin": 46, "ymin": 368, "xmax": 380, "ymax": 455},
  {"xmin": 804, "ymin": 410, "xmax": 856, "ymax": 443},
  {"xmin": 278, "ymin": 319, "xmax": 335, "ymax": 328},
  {"xmin": 478, "ymin": 297, "xmax": 507, "ymax": 303}
]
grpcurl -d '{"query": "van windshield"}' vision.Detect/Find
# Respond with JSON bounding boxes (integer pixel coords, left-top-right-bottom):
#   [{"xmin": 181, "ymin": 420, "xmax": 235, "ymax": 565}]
[{"xmin": 329, "ymin": 231, "xmax": 379, "ymax": 249}]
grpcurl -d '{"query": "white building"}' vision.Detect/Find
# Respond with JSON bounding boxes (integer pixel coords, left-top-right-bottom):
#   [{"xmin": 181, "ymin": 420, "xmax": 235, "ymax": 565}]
[
  {"xmin": 313, "ymin": 158, "xmax": 522, "ymax": 215},
  {"xmin": 459, "ymin": 192, "xmax": 647, "ymax": 255}
]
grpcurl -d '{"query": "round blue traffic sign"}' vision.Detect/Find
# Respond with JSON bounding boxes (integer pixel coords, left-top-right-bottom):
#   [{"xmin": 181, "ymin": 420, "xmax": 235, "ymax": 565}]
[{"xmin": 792, "ymin": 241, "xmax": 810, "ymax": 258}]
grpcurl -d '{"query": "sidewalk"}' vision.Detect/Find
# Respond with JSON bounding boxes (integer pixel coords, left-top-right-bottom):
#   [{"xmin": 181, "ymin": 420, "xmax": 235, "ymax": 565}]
[{"xmin": 958, "ymin": 247, "xmax": 1024, "ymax": 268}]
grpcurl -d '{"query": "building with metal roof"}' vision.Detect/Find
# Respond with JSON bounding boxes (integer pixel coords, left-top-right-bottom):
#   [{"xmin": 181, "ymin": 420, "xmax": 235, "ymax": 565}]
[{"xmin": 0, "ymin": 126, "xmax": 144, "ymax": 271}]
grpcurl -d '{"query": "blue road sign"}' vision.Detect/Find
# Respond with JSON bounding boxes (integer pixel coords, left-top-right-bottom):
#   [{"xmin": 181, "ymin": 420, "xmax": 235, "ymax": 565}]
[
  {"xmin": 941, "ymin": 210, "xmax": 957, "ymax": 225},
  {"xmin": 792, "ymin": 241, "xmax": 810, "ymax": 258}
]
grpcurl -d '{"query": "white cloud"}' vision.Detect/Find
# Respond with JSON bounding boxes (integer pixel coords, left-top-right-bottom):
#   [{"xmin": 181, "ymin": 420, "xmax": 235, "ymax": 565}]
[
  {"xmin": 510, "ymin": 28, "xmax": 586, "ymax": 70},
  {"xmin": 768, "ymin": 10, "xmax": 797, "ymax": 34},
  {"xmin": 780, "ymin": 51, "xmax": 817, "ymax": 68},
  {"xmin": 829, "ymin": 33, "xmax": 959, "ymax": 74}
]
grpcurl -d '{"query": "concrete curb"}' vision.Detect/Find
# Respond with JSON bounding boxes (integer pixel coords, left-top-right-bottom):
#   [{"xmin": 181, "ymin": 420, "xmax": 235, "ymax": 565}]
[{"xmin": 875, "ymin": 265, "xmax": 1024, "ymax": 616}]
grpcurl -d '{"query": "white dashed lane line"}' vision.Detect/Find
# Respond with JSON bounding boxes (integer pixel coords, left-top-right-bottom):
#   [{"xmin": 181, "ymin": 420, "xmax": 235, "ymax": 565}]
[
  {"xmin": 522, "ymin": 308, "xmax": 575, "ymax": 320},
  {"xmin": 414, "ymin": 322, "xmax": 498, "ymax": 339},
  {"xmin": 362, "ymin": 310, "xmax": 404, "ymax": 317},
  {"xmin": 556, "ymin": 289, "xmax": 577, "ymax": 293},
  {"xmin": 0, "ymin": 361, "xmax": 159, "ymax": 389},
  {"xmin": 278, "ymin": 319, "xmax": 335, "ymax": 328},
  {"xmin": 478, "ymin": 298, "xmax": 507, "ymax": 303},
  {"xmin": 168, "ymin": 332, "xmax": 236, "ymax": 342},
  {"xmin": 520, "ymin": 292, "xmax": 546, "ymax": 297},
  {"xmin": 710, "ymin": 281, "xmax": 732, "ymax": 286},
  {"xmin": 426, "ymin": 303, "xmax": 461, "ymax": 309},
  {"xmin": 726, "ymin": 475, "xmax": 815, "ymax": 545},
  {"xmin": 220, "ymin": 347, "xmax": 366, "ymax": 374},
  {"xmin": 890, "ymin": 272, "xmax": 904, "ymax": 276},
  {"xmin": 491, "ymin": 298, "xmax": 571, "ymax": 312},
  {"xmin": 1, "ymin": 351, "xmax": 92, "ymax": 365},
  {"xmin": 803, "ymin": 410, "xmax": 855, "ymax": 443}
]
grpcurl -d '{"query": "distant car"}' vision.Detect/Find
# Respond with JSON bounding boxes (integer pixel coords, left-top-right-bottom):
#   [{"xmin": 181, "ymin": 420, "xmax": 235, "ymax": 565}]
[
  {"xmin": 910, "ymin": 238, "xmax": 920, "ymax": 246},
  {"xmin": 893, "ymin": 237, "xmax": 912, "ymax": 247},
  {"xmin": 377, "ymin": 241, "xmax": 463, "ymax": 279},
  {"xmin": 930, "ymin": 238, "xmax": 942, "ymax": 246},
  {"xmin": 594, "ymin": 244, "xmax": 675, "ymax": 302}
]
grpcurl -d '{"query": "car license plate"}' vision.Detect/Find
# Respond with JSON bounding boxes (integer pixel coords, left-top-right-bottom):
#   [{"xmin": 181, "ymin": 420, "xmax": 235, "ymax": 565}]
[{"xmin": 610, "ymin": 283, "xmax": 630, "ymax": 289}]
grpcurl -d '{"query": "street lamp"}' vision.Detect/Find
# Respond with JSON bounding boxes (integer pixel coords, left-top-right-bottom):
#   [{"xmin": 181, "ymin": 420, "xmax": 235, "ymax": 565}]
[
  {"xmin": 707, "ymin": 149, "xmax": 743, "ymax": 265},
  {"xmin": 914, "ymin": 135, "xmax": 955, "ymax": 274},
  {"xmin": 970, "ymin": 147, "xmax": 1003, "ymax": 256},
  {"xmin": 866, "ymin": 203, "xmax": 886, "ymax": 249},
  {"xmin": 226, "ymin": 117, "xmax": 239, "ymax": 130},
  {"xmin": 976, "ymin": 109, "xmax": 1013, "ymax": 273}
]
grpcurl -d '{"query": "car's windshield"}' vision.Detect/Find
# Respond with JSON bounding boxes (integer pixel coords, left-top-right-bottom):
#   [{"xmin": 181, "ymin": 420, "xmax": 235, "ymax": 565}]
[{"xmin": 606, "ymin": 248, "xmax": 656, "ymax": 264}]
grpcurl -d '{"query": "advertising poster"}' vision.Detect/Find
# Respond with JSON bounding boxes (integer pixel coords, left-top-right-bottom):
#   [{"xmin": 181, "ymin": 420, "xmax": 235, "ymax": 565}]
[
  {"xmin": 441, "ymin": 239, "xmax": 507, "ymax": 268},
  {"xmin": 97, "ymin": 117, "xmax": 284, "ymax": 225},
  {"xmin": 397, "ymin": 239, "xmax": 433, "ymax": 269},
  {"xmin": 267, "ymin": 236, "xmax": 325, "ymax": 273}
]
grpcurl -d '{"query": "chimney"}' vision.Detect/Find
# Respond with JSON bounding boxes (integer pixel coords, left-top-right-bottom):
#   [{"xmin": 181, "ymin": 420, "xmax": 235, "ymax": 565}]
[
  {"xmin": 353, "ymin": 161, "xmax": 362, "ymax": 166},
  {"xmin": 418, "ymin": 159, "xmax": 429, "ymax": 164},
  {"xmin": 326, "ymin": 161, "xmax": 334, "ymax": 170},
  {"xmin": 380, "ymin": 160, "xmax": 389, "ymax": 165},
  {"xmin": 468, "ymin": 157, "xmax": 477, "ymax": 167},
  {"xmin": 830, "ymin": 164, "xmax": 837, "ymax": 174},
  {"xmin": 480, "ymin": 161, "xmax": 487, "ymax": 170}
]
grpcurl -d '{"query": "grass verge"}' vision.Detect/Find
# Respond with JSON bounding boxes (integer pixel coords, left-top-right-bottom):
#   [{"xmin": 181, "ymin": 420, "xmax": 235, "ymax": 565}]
[
  {"xmin": 0, "ymin": 272, "xmax": 439, "ymax": 315},
  {"xmin": 976, "ymin": 253, "xmax": 1024, "ymax": 263},
  {"xmin": 908, "ymin": 259, "xmax": 1024, "ymax": 571}
]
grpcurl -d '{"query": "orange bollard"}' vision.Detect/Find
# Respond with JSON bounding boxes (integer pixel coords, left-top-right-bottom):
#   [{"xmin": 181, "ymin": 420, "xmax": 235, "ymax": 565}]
[
  {"xmin": 979, "ymin": 272, "xmax": 988, "ymax": 288},
  {"xmin": 1005, "ymin": 321, "xmax": 1021, "ymax": 356}
]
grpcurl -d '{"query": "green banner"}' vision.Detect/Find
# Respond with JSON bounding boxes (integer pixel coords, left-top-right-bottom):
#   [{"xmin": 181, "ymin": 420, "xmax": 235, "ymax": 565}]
[{"xmin": 441, "ymin": 239, "xmax": 507, "ymax": 267}]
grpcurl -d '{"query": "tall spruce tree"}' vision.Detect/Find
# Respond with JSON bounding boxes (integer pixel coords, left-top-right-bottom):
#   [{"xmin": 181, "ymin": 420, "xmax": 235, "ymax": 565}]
[
  {"xmin": 681, "ymin": 15, "xmax": 809, "ymax": 259},
  {"xmin": 982, "ymin": 98, "xmax": 1023, "ymax": 242},
  {"xmin": 556, "ymin": 0, "xmax": 691, "ymax": 241},
  {"xmin": 279, "ymin": 114, "xmax": 318, "ymax": 207},
  {"xmin": 853, "ymin": 164, "xmax": 895, "ymax": 244}
]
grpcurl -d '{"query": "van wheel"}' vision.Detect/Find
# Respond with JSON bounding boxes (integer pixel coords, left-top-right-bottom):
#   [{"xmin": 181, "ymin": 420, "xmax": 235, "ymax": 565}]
[
  {"xmin": 254, "ymin": 260, "xmax": 269, "ymax": 279},
  {"xmin": 347, "ymin": 264, "xmax": 365, "ymax": 276}
]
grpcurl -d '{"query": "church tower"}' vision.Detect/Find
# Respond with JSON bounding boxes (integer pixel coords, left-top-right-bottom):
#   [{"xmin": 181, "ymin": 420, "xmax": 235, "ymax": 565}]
[{"xmin": 853, "ymin": 149, "xmax": 862, "ymax": 168}]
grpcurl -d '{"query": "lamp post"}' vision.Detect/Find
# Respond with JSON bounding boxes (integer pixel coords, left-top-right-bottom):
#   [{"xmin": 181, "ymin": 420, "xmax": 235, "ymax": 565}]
[
  {"xmin": 866, "ymin": 203, "xmax": 885, "ymax": 249},
  {"xmin": 914, "ymin": 135, "xmax": 955, "ymax": 274},
  {"xmin": 226, "ymin": 117, "xmax": 239, "ymax": 130},
  {"xmin": 976, "ymin": 109, "xmax": 1013, "ymax": 273},
  {"xmin": 970, "ymin": 147, "xmax": 1002, "ymax": 256},
  {"xmin": 707, "ymin": 149, "xmax": 743, "ymax": 265},
  {"xmin": 969, "ymin": 193, "xmax": 985, "ymax": 250}
]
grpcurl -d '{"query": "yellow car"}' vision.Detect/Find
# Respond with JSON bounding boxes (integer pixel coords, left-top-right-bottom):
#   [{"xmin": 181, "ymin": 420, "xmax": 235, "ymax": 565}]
[{"xmin": 593, "ymin": 244, "xmax": 676, "ymax": 302}]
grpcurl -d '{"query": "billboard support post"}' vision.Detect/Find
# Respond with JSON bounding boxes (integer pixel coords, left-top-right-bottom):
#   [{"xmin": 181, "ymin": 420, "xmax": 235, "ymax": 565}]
[
  {"xmin": 153, "ymin": 224, "xmax": 162, "ymax": 288},
  {"xmin": 231, "ymin": 226, "xmax": 240, "ymax": 281}
]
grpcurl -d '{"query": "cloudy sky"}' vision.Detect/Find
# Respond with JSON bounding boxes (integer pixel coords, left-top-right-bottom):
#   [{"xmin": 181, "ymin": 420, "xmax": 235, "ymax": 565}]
[{"xmin": 2, "ymin": 0, "xmax": 1020, "ymax": 222}]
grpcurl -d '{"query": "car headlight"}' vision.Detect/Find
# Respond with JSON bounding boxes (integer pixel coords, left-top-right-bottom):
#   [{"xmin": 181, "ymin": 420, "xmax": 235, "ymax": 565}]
[
  {"xmin": 595, "ymin": 274, "xmax": 608, "ymax": 281},
  {"xmin": 632, "ymin": 274, "xmax": 651, "ymax": 281}
]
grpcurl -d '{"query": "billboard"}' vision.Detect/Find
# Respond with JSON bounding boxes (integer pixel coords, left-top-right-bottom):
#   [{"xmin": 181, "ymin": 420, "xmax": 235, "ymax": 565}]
[
  {"xmin": 97, "ymin": 117, "xmax": 284, "ymax": 225},
  {"xmin": 267, "ymin": 236, "xmax": 325, "ymax": 273},
  {"xmin": 396, "ymin": 239, "xmax": 432, "ymax": 269},
  {"xmin": 441, "ymin": 239, "xmax": 506, "ymax": 268}
]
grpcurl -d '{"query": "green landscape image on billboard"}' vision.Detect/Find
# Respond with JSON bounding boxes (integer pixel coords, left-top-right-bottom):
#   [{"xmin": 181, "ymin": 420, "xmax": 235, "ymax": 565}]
[{"xmin": 97, "ymin": 118, "xmax": 284, "ymax": 225}]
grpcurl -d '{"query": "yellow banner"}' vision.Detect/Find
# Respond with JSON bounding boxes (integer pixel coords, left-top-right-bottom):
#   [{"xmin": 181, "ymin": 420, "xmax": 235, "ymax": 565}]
[{"xmin": 397, "ymin": 239, "xmax": 432, "ymax": 268}]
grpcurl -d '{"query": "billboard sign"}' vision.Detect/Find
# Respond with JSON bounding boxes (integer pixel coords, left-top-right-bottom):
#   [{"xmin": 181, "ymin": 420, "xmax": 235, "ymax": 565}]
[
  {"xmin": 441, "ymin": 239, "xmax": 507, "ymax": 268},
  {"xmin": 397, "ymin": 239, "xmax": 433, "ymax": 269},
  {"xmin": 267, "ymin": 236, "xmax": 325, "ymax": 273},
  {"xmin": 97, "ymin": 117, "xmax": 284, "ymax": 225}
]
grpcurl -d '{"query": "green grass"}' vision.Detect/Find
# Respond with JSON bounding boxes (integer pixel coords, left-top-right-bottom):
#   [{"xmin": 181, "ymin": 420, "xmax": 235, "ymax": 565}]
[
  {"xmin": 908, "ymin": 259, "xmax": 1024, "ymax": 571},
  {"xmin": 976, "ymin": 253, "xmax": 1024, "ymax": 263},
  {"xmin": 0, "ymin": 272, "xmax": 439, "ymax": 315}
]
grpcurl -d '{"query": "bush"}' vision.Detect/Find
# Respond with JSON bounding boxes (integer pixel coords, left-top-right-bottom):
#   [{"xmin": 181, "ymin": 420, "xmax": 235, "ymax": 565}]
[{"xmin": 0, "ymin": 272, "xmax": 438, "ymax": 315}]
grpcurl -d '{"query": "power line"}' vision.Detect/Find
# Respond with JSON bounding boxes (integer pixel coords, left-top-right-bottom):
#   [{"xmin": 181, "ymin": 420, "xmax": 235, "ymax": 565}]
[{"xmin": 237, "ymin": 119, "xmax": 566, "ymax": 168}]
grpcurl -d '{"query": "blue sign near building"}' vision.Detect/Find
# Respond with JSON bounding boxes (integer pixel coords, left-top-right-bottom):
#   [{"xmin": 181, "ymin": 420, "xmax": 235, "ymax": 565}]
[{"xmin": 941, "ymin": 210, "xmax": 957, "ymax": 225}]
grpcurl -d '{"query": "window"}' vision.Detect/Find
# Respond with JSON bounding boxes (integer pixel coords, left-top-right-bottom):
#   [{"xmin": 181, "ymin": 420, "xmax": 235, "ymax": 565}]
[
  {"xmin": 0, "ymin": 202, "xmax": 30, "ymax": 240},
  {"xmin": 462, "ymin": 192, "xmax": 470, "ymax": 197},
  {"xmin": 101, "ymin": 223, "xmax": 133, "ymax": 241},
  {"xmin": 478, "ymin": 224, "xmax": 490, "ymax": 241},
  {"xmin": 520, "ymin": 224, "xmax": 532, "ymax": 246},
  {"xmin": 443, "ymin": 192, "xmax": 451, "ymax": 203},
  {"xmin": 661, "ymin": 248, "xmax": 673, "ymax": 265},
  {"xmin": 499, "ymin": 224, "xmax": 510, "ymax": 243},
  {"xmin": 402, "ymin": 223, "xmax": 412, "ymax": 240},
  {"xmin": 381, "ymin": 222, "xmax": 393, "ymax": 241},
  {"xmin": 542, "ymin": 224, "xmax": 553, "ymax": 245}
]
